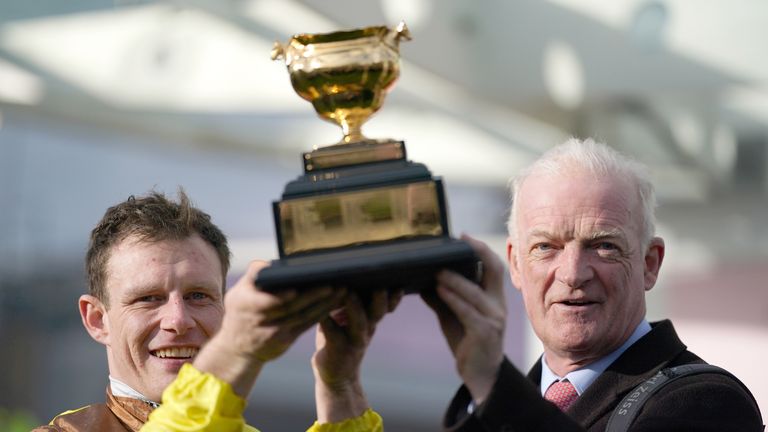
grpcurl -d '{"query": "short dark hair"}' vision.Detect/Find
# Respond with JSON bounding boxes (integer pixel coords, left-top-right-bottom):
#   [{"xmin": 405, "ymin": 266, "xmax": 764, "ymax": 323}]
[{"xmin": 86, "ymin": 189, "xmax": 230, "ymax": 307}]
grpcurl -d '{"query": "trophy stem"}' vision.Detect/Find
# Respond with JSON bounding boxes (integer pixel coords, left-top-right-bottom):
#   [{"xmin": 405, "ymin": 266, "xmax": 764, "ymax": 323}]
[{"xmin": 341, "ymin": 120, "xmax": 364, "ymax": 144}]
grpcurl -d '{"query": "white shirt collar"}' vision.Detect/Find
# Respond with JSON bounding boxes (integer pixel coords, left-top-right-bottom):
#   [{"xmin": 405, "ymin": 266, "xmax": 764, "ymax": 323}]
[
  {"xmin": 540, "ymin": 319, "xmax": 652, "ymax": 396},
  {"xmin": 109, "ymin": 376, "xmax": 160, "ymax": 407}
]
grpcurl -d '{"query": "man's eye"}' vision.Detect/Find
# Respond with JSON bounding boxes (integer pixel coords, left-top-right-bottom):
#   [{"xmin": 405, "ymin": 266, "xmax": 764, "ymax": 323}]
[
  {"xmin": 187, "ymin": 292, "xmax": 210, "ymax": 301},
  {"xmin": 594, "ymin": 242, "xmax": 620, "ymax": 253},
  {"xmin": 137, "ymin": 295, "xmax": 163, "ymax": 302},
  {"xmin": 533, "ymin": 243, "xmax": 554, "ymax": 252}
]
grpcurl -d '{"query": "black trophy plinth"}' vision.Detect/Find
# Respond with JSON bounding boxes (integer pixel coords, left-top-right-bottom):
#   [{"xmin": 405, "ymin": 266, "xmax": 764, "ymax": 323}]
[{"xmin": 255, "ymin": 140, "xmax": 479, "ymax": 294}]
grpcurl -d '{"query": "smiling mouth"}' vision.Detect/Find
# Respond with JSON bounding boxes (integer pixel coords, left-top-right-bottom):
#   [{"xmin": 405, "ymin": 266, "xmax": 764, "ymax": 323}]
[{"xmin": 151, "ymin": 347, "xmax": 199, "ymax": 359}]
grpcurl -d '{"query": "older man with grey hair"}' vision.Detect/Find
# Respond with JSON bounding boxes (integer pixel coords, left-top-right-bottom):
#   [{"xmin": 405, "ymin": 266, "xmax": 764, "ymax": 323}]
[{"xmin": 424, "ymin": 138, "xmax": 763, "ymax": 431}]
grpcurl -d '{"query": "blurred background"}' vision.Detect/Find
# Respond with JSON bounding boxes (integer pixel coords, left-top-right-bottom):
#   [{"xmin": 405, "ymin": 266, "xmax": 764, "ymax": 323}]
[{"xmin": 1, "ymin": 0, "xmax": 767, "ymax": 430}]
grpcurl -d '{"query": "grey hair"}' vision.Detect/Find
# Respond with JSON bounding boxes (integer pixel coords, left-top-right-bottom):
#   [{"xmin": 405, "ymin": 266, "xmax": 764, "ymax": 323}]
[{"xmin": 507, "ymin": 137, "xmax": 657, "ymax": 249}]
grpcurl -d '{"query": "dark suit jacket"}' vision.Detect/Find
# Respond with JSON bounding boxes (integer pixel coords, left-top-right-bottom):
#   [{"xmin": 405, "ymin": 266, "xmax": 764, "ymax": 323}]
[{"xmin": 444, "ymin": 320, "xmax": 763, "ymax": 431}]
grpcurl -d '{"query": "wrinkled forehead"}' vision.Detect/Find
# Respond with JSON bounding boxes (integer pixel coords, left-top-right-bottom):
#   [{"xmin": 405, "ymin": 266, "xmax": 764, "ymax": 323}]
[{"xmin": 516, "ymin": 169, "xmax": 643, "ymax": 237}]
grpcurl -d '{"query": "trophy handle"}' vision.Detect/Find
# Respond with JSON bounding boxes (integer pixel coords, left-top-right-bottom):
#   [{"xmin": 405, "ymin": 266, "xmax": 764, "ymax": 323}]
[
  {"xmin": 270, "ymin": 41, "xmax": 286, "ymax": 61},
  {"xmin": 395, "ymin": 21, "xmax": 412, "ymax": 42}
]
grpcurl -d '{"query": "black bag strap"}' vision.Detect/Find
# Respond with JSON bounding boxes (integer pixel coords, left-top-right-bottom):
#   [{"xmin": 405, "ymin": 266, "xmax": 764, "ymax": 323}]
[{"xmin": 605, "ymin": 364, "xmax": 762, "ymax": 432}]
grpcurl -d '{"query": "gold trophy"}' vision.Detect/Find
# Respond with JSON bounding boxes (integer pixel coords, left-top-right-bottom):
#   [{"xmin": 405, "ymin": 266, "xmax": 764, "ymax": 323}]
[{"xmin": 256, "ymin": 22, "xmax": 478, "ymax": 293}]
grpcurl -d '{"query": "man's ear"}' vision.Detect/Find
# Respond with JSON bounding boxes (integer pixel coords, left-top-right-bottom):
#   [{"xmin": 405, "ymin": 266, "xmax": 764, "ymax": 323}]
[
  {"xmin": 79, "ymin": 294, "xmax": 110, "ymax": 346},
  {"xmin": 506, "ymin": 237, "xmax": 523, "ymax": 292},
  {"xmin": 643, "ymin": 237, "xmax": 665, "ymax": 291}
]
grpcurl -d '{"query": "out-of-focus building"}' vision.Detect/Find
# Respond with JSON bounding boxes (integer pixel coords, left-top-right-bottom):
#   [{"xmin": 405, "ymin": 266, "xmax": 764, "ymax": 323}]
[{"xmin": 1, "ymin": 1, "xmax": 767, "ymax": 429}]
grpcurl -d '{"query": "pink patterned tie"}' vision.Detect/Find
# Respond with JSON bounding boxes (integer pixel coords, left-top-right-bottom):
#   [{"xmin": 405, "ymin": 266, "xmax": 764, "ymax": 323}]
[{"xmin": 544, "ymin": 380, "xmax": 579, "ymax": 411}]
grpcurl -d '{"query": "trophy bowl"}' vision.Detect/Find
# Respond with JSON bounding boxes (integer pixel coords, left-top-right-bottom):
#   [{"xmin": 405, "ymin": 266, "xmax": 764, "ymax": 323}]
[{"xmin": 272, "ymin": 22, "xmax": 411, "ymax": 145}]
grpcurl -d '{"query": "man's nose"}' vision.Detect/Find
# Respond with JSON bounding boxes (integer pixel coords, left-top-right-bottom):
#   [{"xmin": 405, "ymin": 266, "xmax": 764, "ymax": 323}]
[
  {"xmin": 159, "ymin": 295, "xmax": 195, "ymax": 334},
  {"xmin": 556, "ymin": 244, "xmax": 594, "ymax": 288}
]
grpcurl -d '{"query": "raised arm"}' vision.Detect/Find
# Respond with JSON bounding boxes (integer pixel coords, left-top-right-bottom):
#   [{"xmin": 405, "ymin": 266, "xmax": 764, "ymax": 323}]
[
  {"xmin": 422, "ymin": 235, "xmax": 507, "ymax": 404},
  {"xmin": 310, "ymin": 289, "xmax": 401, "ymax": 430}
]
